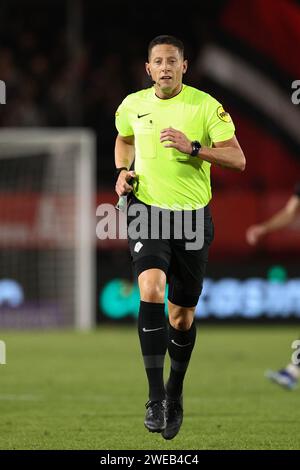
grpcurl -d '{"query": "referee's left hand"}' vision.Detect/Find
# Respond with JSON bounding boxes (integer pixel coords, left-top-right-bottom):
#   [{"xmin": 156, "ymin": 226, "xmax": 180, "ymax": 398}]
[{"xmin": 160, "ymin": 127, "xmax": 192, "ymax": 155}]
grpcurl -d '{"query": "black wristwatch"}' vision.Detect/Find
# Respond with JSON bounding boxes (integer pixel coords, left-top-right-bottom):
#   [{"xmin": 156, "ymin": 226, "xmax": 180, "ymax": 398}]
[
  {"xmin": 116, "ymin": 167, "xmax": 128, "ymax": 178},
  {"xmin": 190, "ymin": 140, "xmax": 201, "ymax": 157}
]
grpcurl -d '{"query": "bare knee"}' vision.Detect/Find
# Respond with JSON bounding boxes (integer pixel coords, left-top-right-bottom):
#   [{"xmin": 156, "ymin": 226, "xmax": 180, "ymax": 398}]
[
  {"xmin": 139, "ymin": 269, "xmax": 166, "ymax": 303},
  {"xmin": 168, "ymin": 305, "xmax": 195, "ymax": 331},
  {"xmin": 141, "ymin": 284, "xmax": 165, "ymax": 303}
]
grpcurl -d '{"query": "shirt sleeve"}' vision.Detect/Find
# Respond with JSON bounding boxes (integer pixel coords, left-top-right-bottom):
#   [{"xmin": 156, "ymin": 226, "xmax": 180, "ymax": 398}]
[
  {"xmin": 115, "ymin": 97, "xmax": 133, "ymax": 137},
  {"xmin": 205, "ymin": 95, "xmax": 235, "ymax": 143}
]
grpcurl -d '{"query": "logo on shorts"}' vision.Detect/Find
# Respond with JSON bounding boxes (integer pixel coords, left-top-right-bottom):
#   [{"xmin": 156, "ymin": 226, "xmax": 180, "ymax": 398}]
[{"xmin": 134, "ymin": 241, "xmax": 143, "ymax": 253}]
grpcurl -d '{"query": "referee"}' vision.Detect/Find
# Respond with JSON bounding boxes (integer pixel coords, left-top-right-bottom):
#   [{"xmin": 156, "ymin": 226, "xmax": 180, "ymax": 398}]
[{"xmin": 114, "ymin": 35, "xmax": 246, "ymax": 440}]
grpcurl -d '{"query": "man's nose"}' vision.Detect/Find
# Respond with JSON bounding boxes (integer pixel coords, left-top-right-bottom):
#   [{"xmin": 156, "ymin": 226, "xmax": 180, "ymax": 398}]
[{"xmin": 160, "ymin": 61, "xmax": 170, "ymax": 71}]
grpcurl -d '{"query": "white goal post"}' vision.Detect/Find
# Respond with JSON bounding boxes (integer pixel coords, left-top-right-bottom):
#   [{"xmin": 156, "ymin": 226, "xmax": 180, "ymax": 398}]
[{"xmin": 0, "ymin": 129, "xmax": 96, "ymax": 330}]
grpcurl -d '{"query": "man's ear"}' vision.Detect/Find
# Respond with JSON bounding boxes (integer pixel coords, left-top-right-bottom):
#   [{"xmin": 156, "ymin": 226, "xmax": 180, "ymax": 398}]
[
  {"xmin": 183, "ymin": 59, "xmax": 188, "ymax": 74},
  {"xmin": 145, "ymin": 63, "xmax": 151, "ymax": 76}
]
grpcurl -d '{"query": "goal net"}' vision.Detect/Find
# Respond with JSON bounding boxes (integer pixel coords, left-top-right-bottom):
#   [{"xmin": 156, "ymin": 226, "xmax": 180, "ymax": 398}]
[{"xmin": 0, "ymin": 129, "xmax": 96, "ymax": 329}]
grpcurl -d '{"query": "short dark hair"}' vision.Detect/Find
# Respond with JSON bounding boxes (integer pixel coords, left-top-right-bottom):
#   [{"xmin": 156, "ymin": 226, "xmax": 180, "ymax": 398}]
[{"xmin": 148, "ymin": 35, "xmax": 184, "ymax": 59}]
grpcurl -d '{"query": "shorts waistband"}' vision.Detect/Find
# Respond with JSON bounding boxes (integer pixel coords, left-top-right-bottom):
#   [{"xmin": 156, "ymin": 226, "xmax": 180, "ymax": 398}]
[{"xmin": 130, "ymin": 194, "xmax": 211, "ymax": 216}]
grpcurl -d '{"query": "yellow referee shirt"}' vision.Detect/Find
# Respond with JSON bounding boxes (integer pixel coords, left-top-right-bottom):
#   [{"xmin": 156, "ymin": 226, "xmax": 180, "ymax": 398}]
[{"xmin": 115, "ymin": 84, "xmax": 235, "ymax": 209}]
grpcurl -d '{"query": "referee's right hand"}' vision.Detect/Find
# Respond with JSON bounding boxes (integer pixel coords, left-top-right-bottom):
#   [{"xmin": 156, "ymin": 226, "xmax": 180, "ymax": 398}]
[{"xmin": 115, "ymin": 170, "xmax": 136, "ymax": 197}]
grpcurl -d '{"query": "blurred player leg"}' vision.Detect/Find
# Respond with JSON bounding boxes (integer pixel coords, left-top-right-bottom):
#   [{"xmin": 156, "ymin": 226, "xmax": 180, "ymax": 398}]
[{"xmin": 265, "ymin": 363, "xmax": 300, "ymax": 390}]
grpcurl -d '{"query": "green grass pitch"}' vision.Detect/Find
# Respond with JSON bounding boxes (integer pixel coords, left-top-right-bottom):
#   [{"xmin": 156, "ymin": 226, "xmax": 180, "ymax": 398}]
[{"xmin": 0, "ymin": 325, "xmax": 299, "ymax": 450}]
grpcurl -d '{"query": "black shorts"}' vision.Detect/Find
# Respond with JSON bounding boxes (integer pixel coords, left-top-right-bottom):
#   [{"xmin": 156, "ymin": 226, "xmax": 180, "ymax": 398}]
[{"xmin": 127, "ymin": 195, "xmax": 214, "ymax": 308}]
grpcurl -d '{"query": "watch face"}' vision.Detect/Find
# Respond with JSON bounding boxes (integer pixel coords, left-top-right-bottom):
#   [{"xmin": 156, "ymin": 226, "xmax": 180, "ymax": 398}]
[{"xmin": 191, "ymin": 141, "xmax": 200, "ymax": 156}]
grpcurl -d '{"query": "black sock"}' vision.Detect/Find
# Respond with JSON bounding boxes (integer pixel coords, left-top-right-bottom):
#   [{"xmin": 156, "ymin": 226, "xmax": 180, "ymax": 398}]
[
  {"xmin": 166, "ymin": 321, "xmax": 196, "ymax": 399},
  {"xmin": 138, "ymin": 301, "xmax": 167, "ymax": 401}
]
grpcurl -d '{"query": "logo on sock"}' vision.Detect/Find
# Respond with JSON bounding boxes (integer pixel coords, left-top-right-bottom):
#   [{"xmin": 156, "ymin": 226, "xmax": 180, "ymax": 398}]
[
  {"xmin": 134, "ymin": 241, "xmax": 143, "ymax": 253},
  {"xmin": 171, "ymin": 340, "xmax": 191, "ymax": 348},
  {"xmin": 142, "ymin": 327, "xmax": 164, "ymax": 333}
]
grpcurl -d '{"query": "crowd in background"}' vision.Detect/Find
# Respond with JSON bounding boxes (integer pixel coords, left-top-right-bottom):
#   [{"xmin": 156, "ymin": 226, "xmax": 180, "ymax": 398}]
[
  {"xmin": 0, "ymin": 1, "xmax": 211, "ymax": 186},
  {"xmin": 1, "ymin": 0, "xmax": 299, "ymax": 193}
]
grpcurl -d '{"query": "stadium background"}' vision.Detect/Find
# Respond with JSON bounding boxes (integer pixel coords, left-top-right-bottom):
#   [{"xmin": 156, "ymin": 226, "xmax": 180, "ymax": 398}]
[
  {"xmin": 0, "ymin": 0, "xmax": 300, "ymax": 451},
  {"xmin": 0, "ymin": 0, "xmax": 299, "ymax": 323}
]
